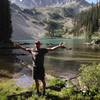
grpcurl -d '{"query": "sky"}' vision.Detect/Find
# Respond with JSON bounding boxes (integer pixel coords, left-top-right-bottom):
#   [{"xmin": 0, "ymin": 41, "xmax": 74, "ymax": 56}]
[
  {"xmin": 86, "ymin": 0, "xmax": 97, "ymax": 3},
  {"xmin": 17, "ymin": 0, "xmax": 97, "ymax": 3},
  {"xmin": 18, "ymin": 0, "xmax": 98, "ymax": 3}
]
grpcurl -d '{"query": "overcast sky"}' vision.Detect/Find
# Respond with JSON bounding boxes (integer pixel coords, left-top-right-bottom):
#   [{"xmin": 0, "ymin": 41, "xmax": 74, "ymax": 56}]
[{"xmin": 86, "ymin": 0, "xmax": 97, "ymax": 3}]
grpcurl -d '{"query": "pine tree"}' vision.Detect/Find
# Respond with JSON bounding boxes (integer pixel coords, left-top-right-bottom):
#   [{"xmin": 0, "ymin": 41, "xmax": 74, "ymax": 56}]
[{"xmin": 74, "ymin": 1, "xmax": 100, "ymax": 40}]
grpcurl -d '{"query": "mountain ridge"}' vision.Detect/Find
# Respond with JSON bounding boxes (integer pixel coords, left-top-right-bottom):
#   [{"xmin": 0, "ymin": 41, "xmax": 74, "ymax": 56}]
[{"xmin": 10, "ymin": 0, "xmax": 90, "ymax": 9}]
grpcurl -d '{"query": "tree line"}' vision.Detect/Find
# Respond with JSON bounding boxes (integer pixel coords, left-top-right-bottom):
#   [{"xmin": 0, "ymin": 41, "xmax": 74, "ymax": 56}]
[{"xmin": 74, "ymin": 1, "xmax": 100, "ymax": 40}]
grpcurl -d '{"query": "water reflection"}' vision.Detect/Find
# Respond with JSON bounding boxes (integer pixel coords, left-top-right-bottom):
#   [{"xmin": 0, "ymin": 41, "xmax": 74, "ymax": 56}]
[
  {"xmin": 0, "ymin": 42, "xmax": 17, "ymax": 78},
  {"xmin": 42, "ymin": 38, "xmax": 100, "ymax": 79},
  {"xmin": 0, "ymin": 38, "xmax": 100, "ymax": 79}
]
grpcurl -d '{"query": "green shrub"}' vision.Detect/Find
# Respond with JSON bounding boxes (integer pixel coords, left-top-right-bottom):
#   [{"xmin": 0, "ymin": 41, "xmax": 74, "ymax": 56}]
[
  {"xmin": 94, "ymin": 94, "xmax": 100, "ymax": 100},
  {"xmin": 79, "ymin": 63, "xmax": 100, "ymax": 94},
  {"xmin": 77, "ymin": 94, "xmax": 84, "ymax": 100},
  {"xmin": 48, "ymin": 78, "xmax": 65, "ymax": 86},
  {"xmin": 61, "ymin": 87, "xmax": 74, "ymax": 97}
]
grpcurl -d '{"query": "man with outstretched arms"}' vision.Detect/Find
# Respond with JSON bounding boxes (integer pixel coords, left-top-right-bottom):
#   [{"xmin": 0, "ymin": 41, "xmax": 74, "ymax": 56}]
[{"xmin": 15, "ymin": 40, "xmax": 65, "ymax": 96}]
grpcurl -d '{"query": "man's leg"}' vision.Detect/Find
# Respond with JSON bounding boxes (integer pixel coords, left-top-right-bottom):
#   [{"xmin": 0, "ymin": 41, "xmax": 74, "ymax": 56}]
[
  {"xmin": 41, "ymin": 79, "xmax": 46, "ymax": 95},
  {"xmin": 35, "ymin": 79, "xmax": 40, "ymax": 94}
]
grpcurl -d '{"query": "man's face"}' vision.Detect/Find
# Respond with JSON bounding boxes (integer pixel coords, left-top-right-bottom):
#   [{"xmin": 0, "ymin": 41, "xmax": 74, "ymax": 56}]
[{"xmin": 35, "ymin": 43, "xmax": 41, "ymax": 49}]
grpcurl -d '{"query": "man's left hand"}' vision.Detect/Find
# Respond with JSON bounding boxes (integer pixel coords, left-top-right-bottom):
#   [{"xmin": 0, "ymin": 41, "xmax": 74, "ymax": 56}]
[{"xmin": 59, "ymin": 42, "xmax": 66, "ymax": 48}]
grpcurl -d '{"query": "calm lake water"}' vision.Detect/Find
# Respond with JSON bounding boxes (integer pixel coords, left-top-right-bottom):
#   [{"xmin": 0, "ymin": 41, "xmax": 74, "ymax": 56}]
[{"xmin": 0, "ymin": 38, "xmax": 100, "ymax": 80}]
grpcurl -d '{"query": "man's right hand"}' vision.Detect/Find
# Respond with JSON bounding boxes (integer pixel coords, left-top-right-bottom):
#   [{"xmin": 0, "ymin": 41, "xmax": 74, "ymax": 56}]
[{"xmin": 13, "ymin": 42, "xmax": 20, "ymax": 48}]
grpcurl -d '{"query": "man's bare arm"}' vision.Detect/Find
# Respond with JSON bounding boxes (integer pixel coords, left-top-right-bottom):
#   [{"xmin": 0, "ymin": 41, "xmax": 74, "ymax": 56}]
[
  {"xmin": 14, "ymin": 43, "xmax": 32, "ymax": 53},
  {"xmin": 47, "ymin": 43, "xmax": 65, "ymax": 51}
]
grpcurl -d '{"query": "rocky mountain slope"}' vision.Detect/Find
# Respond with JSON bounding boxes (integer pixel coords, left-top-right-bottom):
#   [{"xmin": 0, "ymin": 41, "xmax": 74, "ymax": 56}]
[
  {"xmin": 10, "ymin": 0, "xmax": 90, "ymax": 9},
  {"xmin": 10, "ymin": 0, "xmax": 90, "ymax": 40},
  {"xmin": 11, "ymin": 4, "xmax": 47, "ymax": 40}
]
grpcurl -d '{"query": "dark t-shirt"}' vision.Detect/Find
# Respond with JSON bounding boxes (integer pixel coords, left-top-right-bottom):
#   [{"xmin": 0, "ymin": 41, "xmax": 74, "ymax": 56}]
[{"xmin": 31, "ymin": 48, "xmax": 48, "ymax": 68}]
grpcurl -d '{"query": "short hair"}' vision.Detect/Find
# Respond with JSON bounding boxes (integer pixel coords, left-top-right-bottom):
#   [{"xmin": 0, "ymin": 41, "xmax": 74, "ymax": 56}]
[{"xmin": 35, "ymin": 40, "xmax": 41, "ymax": 45}]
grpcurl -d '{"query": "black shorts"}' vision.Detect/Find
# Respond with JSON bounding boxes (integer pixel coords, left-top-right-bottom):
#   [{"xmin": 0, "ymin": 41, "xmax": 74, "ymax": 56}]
[{"xmin": 33, "ymin": 67, "xmax": 45, "ymax": 80}]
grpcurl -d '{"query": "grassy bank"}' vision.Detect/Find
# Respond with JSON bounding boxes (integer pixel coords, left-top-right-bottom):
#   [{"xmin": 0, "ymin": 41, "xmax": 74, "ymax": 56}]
[{"xmin": 0, "ymin": 74, "xmax": 100, "ymax": 100}]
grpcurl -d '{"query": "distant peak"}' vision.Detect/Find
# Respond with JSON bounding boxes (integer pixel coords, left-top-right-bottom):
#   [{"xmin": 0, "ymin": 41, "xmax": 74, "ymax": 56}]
[{"xmin": 10, "ymin": 0, "xmax": 89, "ymax": 9}]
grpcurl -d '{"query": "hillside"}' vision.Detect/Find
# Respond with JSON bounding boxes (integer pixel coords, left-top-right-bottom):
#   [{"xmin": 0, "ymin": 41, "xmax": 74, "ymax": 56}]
[
  {"xmin": 10, "ymin": 0, "xmax": 90, "ymax": 40},
  {"xmin": 10, "ymin": 0, "xmax": 89, "ymax": 9},
  {"xmin": 11, "ymin": 4, "xmax": 47, "ymax": 40}
]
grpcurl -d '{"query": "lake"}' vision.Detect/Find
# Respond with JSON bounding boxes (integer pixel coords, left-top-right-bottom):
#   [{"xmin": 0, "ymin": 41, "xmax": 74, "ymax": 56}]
[{"xmin": 0, "ymin": 38, "xmax": 100, "ymax": 80}]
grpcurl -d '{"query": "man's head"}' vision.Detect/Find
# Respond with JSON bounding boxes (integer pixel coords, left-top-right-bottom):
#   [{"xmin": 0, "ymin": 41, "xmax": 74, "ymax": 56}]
[{"xmin": 35, "ymin": 40, "xmax": 41, "ymax": 49}]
